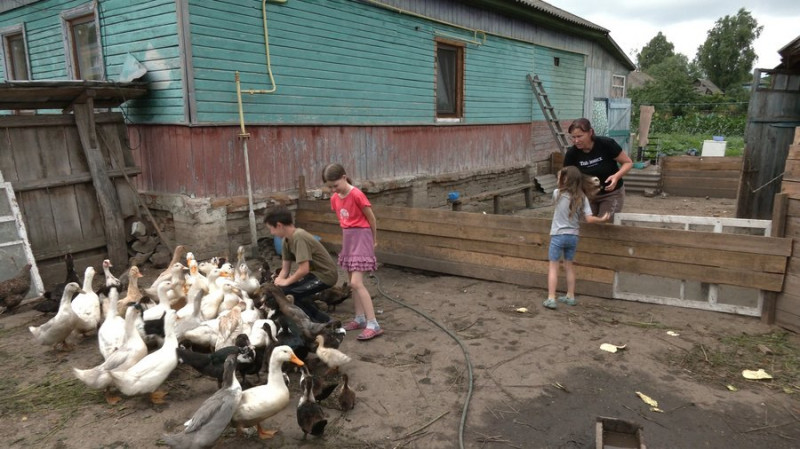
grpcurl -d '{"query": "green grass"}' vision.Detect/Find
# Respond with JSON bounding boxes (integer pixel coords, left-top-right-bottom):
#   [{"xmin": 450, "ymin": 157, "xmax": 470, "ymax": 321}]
[{"xmin": 646, "ymin": 133, "xmax": 744, "ymax": 157}]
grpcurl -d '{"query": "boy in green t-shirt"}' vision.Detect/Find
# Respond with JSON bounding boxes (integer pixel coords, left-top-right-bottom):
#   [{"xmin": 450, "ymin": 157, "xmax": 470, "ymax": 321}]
[{"xmin": 264, "ymin": 206, "xmax": 337, "ymax": 323}]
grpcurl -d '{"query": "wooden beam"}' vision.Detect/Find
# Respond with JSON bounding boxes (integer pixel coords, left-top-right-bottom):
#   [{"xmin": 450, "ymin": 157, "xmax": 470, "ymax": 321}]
[
  {"xmin": 73, "ymin": 99, "xmax": 127, "ymax": 268},
  {"xmin": 10, "ymin": 167, "xmax": 141, "ymax": 192}
]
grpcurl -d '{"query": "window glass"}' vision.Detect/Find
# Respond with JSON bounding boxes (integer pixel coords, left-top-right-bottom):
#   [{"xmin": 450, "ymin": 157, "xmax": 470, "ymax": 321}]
[
  {"xmin": 436, "ymin": 42, "xmax": 463, "ymax": 119},
  {"xmin": 6, "ymin": 33, "xmax": 28, "ymax": 80},
  {"xmin": 70, "ymin": 15, "xmax": 102, "ymax": 80}
]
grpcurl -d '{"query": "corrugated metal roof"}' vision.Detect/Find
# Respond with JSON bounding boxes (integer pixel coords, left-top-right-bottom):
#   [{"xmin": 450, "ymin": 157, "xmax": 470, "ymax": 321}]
[{"xmin": 512, "ymin": 0, "xmax": 609, "ymax": 32}]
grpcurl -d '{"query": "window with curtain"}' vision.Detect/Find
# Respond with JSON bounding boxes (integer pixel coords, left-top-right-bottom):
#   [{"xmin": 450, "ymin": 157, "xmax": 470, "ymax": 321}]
[{"xmin": 436, "ymin": 40, "xmax": 464, "ymax": 120}]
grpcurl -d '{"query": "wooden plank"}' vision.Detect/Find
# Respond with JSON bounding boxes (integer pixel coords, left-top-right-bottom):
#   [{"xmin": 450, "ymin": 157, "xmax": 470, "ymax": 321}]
[
  {"xmin": 10, "ymin": 167, "xmax": 142, "ymax": 192},
  {"xmin": 582, "ymin": 221, "xmax": 790, "ymax": 257},
  {"xmin": 662, "ymin": 156, "xmax": 743, "ymax": 171},
  {"xmin": 601, "ymin": 252, "xmax": 783, "ymax": 291},
  {"xmin": 32, "ymin": 236, "xmax": 108, "ymax": 260},
  {"xmin": 579, "ymin": 237, "xmax": 787, "ymax": 274},
  {"xmin": 772, "ymin": 193, "xmax": 788, "ymax": 238},
  {"xmin": 73, "ymin": 101, "xmax": 127, "ymax": 268}
]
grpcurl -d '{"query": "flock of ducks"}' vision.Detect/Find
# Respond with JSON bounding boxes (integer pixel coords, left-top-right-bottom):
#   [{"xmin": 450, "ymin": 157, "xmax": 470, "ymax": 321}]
[{"xmin": 28, "ymin": 245, "xmax": 359, "ymax": 448}]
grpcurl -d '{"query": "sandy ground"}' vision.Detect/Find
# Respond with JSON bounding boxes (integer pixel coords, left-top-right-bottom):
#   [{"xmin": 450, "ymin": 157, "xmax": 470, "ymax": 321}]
[{"xmin": 1, "ymin": 192, "xmax": 798, "ymax": 449}]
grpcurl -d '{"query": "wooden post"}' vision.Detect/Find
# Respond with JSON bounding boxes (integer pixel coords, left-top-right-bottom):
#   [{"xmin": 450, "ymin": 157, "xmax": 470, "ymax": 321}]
[
  {"xmin": 298, "ymin": 175, "xmax": 307, "ymax": 200},
  {"xmin": 762, "ymin": 192, "xmax": 789, "ymax": 324},
  {"xmin": 73, "ymin": 94, "xmax": 127, "ymax": 268}
]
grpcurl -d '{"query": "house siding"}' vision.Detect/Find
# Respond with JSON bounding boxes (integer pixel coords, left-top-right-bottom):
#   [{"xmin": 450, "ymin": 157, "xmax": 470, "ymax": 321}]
[
  {"xmin": 0, "ymin": 0, "xmax": 185, "ymax": 123},
  {"xmin": 185, "ymin": 0, "xmax": 585, "ymax": 125}
]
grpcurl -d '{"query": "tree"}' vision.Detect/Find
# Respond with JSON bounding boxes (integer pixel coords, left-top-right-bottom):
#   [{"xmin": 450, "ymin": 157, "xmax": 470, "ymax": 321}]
[
  {"xmin": 637, "ymin": 32, "xmax": 675, "ymax": 71},
  {"xmin": 629, "ymin": 54, "xmax": 698, "ymax": 116},
  {"xmin": 695, "ymin": 8, "xmax": 762, "ymax": 91}
]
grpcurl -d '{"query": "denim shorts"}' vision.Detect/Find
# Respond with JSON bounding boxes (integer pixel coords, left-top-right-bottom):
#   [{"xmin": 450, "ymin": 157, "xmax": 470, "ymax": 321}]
[{"xmin": 548, "ymin": 234, "xmax": 579, "ymax": 262}]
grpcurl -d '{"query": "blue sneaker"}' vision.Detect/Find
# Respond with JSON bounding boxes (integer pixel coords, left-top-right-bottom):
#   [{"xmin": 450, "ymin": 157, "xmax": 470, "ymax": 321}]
[
  {"xmin": 543, "ymin": 298, "xmax": 557, "ymax": 309},
  {"xmin": 557, "ymin": 295, "xmax": 577, "ymax": 306}
]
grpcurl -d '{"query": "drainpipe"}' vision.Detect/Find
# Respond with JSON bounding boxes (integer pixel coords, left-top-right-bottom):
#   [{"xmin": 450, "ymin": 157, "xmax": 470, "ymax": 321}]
[{"xmin": 235, "ymin": 0, "xmax": 286, "ymax": 256}]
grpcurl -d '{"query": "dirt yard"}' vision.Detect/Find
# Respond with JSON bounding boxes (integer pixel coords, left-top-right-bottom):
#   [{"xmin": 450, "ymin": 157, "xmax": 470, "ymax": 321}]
[{"xmin": 1, "ymin": 192, "xmax": 798, "ymax": 449}]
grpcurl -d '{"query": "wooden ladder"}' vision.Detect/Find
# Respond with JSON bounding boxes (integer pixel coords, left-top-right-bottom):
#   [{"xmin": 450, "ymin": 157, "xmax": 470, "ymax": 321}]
[{"xmin": 527, "ymin": 74, "xmax": 570, "ymax": 153}]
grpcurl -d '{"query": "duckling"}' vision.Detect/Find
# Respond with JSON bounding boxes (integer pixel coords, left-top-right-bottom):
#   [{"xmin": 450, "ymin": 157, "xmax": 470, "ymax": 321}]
[
  {"xmin": 71, "ymin": 266, "xmax": 101, "ymax": 335},
  {"xmin": 297, "ymin": 367, "xmax": 327, "ymax": 438},
  {"xmin": 39, "ymin": 253, "xmax": 80, "ymax": 313},
  {"xmin": 231, "ymin": 345, "xmax": 305, "ymax": 439},
  {"xmin": 163, "ymin": 353, "xmax": 242, "ymax": 449},
  {"xmin": 176, "ymin": 333, "xmax": 254, "ymax": 389},
  {"xmin": 262, "ymin": 285, "xmax": 334, "ymax": 340},
  {"xmin": 117, "ymin": 266, "xmax": 144, "ymax": 314},
  {"xmin": 314, "ymin": 334, "xmax": 352, "ymax": 374},
  {"xmin": 109, "ymin": 309, "xmax": 179, "ymax": 404},
  {"xmin": 311, "ymin": 282, "xmax": 352, "ymax": 312},
  {"xmin": 98, "ymin": 287, "xmax": 125, "ymax": 359},
  {"xmin": 29, "ymin": 282, "xmax": 85, "ymax": 350},
  {"xmin": 73, "ymin": 303, "xmax": 148, "ymax": 403},
  {"xmin": 338, "ymin": 373, "xmax": 356, "ymax": 411}
]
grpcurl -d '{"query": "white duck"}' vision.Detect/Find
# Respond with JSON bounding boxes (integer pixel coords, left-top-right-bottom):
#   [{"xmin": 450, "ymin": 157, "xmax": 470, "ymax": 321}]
[
  {"xmin": 218, "ymin": 281, "xmax": 243, "ymax": 314},
  {"xmin": 231, "ymin": 345, "xmax": 305, "ymax": 439},
  {"xmin": 98, "ymin": 287, "xmax": 125, "ymax": 359},
  {"xmin": 73, "ymin": 303, "xmax": 148, "ymax": 403},
  {"xmin": 314, "ymin": 334, "xmax": 352, "ymax": 374},
  {"xmin": 200, "ymin": 269, "xmax": 226, "ymax": 320},
  {"xmin": 110, "ymin": 309, "xmax": 179, "ymax": 404},
  {"xmin": 101, "ymin": 259, "xmax": 121, "ymax": 290},
  {"xmin": 29, "ymin": 282, "xmax": 85, "ymax": 350},
  {"xmin": 71, "ymin": 266, "xmax": 101, "ymax": 336}
]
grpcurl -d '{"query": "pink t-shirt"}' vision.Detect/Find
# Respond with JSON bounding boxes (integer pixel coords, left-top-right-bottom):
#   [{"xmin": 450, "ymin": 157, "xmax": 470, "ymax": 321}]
[{"xmin": 330, "ymin": 186, "xmax": 371, "ymax": 228}]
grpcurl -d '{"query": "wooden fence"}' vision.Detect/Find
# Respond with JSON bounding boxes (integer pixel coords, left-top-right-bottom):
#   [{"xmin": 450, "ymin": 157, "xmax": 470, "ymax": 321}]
[
  {"xmin": 0, "ymin": 112, "xmax": 140, "ymax": 285},
  {"xmin": 776, "ymin": 128, "xmax": 800, "ymax": 332},
  {"xmin": 661, "ymin": 156, "xmax": 742, "ymax": 198},
  {"xmin": 296, "ymin": 200, "xmax": 790, "ymax": 309}
]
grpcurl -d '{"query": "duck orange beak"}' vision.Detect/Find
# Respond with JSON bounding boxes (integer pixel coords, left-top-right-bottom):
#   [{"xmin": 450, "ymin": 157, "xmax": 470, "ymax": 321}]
[{"xmin": 290, "ymin": 353, "xmax": 305, "ymax": 367}]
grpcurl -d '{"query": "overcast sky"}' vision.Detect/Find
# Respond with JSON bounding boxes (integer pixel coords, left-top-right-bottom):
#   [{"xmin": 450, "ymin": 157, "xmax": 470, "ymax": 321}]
[{"xmin": 545, "ymin": 0, "xmax": 799, "ymax": 68}]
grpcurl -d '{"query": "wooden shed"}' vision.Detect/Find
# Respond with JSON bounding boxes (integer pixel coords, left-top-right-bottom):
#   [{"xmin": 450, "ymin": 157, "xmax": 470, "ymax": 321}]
[
  {"xmin": 0, "ymin": 81, "xmax": 147, "ymax": 286},
  {"xmin": 736, "ymin": 36, "xmax": 800, "ymax": 219},
  {"xmin": 0, "ymin": 0, "xmax": 634, "ymax": 256}
]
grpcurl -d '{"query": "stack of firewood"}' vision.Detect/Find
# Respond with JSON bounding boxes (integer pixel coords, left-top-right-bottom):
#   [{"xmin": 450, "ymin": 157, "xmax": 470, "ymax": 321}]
[{"xmin": 126, "ymin": 218, "xmax": 173, "ymax": 269}]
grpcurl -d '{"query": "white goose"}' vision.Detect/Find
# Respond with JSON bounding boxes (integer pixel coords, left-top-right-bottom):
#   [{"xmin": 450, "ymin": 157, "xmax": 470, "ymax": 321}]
[
  {"xmin": 73, "ymin": 303, "xmax": 148, "ymax": 403},
  {"xmin": 71, "ymin": 266, "xmax": 101, "ymax": 336},
  {"xmin": 110, "ymin": 309, "xmax": 179, "ymax": 403},
  {"xmin": 98, "ymin": 287, "xmax": 125, "ymax": 359},
  {"xmin": 231, "ymin": 345, "xmax": 305, "ymax": 439},
  {"xmin": 29, "ymin": 282, "xmax": 85, "ymax": 350}
]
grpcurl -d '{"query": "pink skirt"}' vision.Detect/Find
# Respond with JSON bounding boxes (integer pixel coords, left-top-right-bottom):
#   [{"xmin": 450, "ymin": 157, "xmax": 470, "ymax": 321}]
[{"xmin": 338, "ymin": 227, "xmax": 377, "ymax": 272}]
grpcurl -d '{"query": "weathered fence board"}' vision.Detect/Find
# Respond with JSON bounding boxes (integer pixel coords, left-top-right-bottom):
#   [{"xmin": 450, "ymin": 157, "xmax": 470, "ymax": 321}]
[
  {"xmin": 662, "ymin": 156, "xmax": 742, "ymax": 198},
  {"xmin": 296, "ymin": 199, "xmax": 790, "ymax": 299}
]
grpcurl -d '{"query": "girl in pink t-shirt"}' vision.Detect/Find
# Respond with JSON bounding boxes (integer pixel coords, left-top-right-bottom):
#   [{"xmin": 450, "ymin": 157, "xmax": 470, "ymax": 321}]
[{"xmin": 322, "ymin": 164, "xmax": 383, "ymax": 340}]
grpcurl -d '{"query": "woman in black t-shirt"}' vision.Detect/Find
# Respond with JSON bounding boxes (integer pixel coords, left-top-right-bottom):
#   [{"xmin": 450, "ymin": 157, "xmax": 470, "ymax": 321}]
[{"xmin": 563, "ymin": 118, "xmax": 633, "ymax": 219}]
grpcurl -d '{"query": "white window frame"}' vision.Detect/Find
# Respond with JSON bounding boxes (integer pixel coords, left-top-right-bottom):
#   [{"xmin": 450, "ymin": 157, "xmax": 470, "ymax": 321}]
[
  {"xmin": 611, "ymin": 74, "xmax": 626, "ymax": 98},
  {"xmin": 0, "ymin": 23, "xmax": 31, "ymax": 81},
  {"xmin": 60, "ymin": 2, "xmax": 104, "ymax": 81}
]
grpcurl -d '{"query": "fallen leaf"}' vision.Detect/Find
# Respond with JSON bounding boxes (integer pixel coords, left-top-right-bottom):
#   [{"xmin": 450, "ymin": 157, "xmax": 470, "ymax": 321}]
[
  {"xmin": 635, "ymin": 391, "xmax": 659, "ymax": 408},
  {"xmin": 666, "ymin": 331, "xmax": 680, "ymax": 337},
  {"xmin": 726, "ymin": 384, "xmax": 738, "ymax": 391},
  {"xmin": 515, "ymin": 307, "xmax": 528, "ymax": 313},
  {"xmin": 600, "ymin": 343, "xmax": 627, "ymax": 353},
  {"xmin": 742, "ymin": 369, "xmax": 773, "ymax": 380}
]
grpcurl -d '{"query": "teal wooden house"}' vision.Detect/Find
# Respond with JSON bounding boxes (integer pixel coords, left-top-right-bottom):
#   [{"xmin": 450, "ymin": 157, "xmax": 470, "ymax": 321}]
[{"xmin": 0, "ymin": 0, "xmax": 634, "ymax": 256}]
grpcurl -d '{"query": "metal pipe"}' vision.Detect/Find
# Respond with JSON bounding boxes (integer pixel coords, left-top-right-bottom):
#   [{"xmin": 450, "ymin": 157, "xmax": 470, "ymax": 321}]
[{"xmin": 235, "ymin": 71, "xmax": 258, "ymax": 255}]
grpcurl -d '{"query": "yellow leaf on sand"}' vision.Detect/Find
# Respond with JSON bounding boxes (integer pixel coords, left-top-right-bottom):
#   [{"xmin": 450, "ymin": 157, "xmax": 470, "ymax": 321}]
[
  {"xmin": 515, "ymin": 307, "xmax": 528, "ymax": 313},
  {"xmin": 635, "ymin": 391, "xmax": 658, "ymax": 408},
  {"xmin": 742, "ymin": 369, "xmax": 773, "ymax": 380},
  {"xmin": 726, "ymin": 384, "xmax": 738, "ymax": 391},
  {"xmin": 666, "ymin": 331, "xmax": 680, "ymax": 337},
  {"xmin": 600, "ymin": 343, "xmax": 627, "ymax": 353}
]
